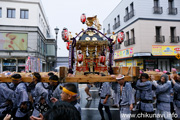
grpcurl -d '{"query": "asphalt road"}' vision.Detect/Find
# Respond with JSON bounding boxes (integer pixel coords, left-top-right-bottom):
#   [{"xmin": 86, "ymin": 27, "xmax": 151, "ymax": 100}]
[{"xmin": 79, "ymin": 84, "xmax": 120, "ymax": 120}]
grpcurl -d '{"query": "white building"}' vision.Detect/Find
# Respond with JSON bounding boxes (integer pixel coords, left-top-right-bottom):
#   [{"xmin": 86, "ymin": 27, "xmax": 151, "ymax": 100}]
[
  {"xmin": 0, "ymin": 0, "xmax": 56, "ymax": 72},
  {"xmin": 103, "ymin": 0, "xmax": 180, "ymax": 71}
]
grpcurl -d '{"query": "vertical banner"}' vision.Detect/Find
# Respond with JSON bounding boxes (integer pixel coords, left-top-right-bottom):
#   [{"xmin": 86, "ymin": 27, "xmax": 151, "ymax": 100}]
[
  {"xmin": 74, "ymin": 47, "xmax": 76, "ymax": 73},
  {"xmin": 25, "ymin": 57, "xmax": 30, "ymax": 72},
  {"xmin": 111, "ymin": 44, "xmax": 115, "ymax": 65},
  {"xmin": 25, "ymin": 57, "xmax": 42, "ymax": 72},
  {"xmin": 69, "ymin": 45, "xmax": 72, "ymax": 68},
  {"xmin": 37, "ymin": 58, "xmax": 41, "ymax": 72}
]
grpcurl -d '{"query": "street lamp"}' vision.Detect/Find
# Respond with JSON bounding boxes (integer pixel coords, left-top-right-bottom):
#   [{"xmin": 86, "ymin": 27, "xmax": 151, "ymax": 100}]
[{"xmin": 54, "ymin": 27, "xmax": 59, "ymax": 71}]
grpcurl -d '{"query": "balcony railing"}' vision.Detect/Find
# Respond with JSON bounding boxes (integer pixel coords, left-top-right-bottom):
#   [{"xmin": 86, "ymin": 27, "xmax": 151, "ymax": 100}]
[
  {"xmin": 155, "ymin": 36, "xmax": 165, "ymax": 43},
  {"xmin": 124, "ymin": 37, "xmax": 135, "ymax": 47},
  {"xmin": 113, "ymin": 21, "xmax": 120, "ymax": 30},
  {"xmin": 124, "ymin": 13, "xmax": 129, "ymax": 22},
  {"xmin": 170, "ymin": 36, "xmax": 179, "ymax": 43},
  {"xmin": 124, "ymin": 10, "xmax": 135, "ymax": 22},
  {"xmin": 107, "ymin": 29, "xmax": 111, "ymax": 34},
  {"xmin": 168, "ymin": 7, "xmax": 177, "ymax": 15},
  {"xmin": 153, "ymin": 6, "xmax": 163, "ymax": 14},
  {"xmin": 129, "ymin": 10, "xmax": 134, "ymax": 19},
  {"xmin": 114, "ymin": 43, "xmax": 121, "ymax": 50}
]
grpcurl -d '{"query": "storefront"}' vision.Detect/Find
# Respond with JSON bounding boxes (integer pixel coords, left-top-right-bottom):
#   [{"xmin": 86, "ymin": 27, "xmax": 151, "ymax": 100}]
[
  {"xmin": 114, "ymin": 47, "xmax": 145, "ymax": 69},
  {"xmin": 114, "ymin": 45, "xmax": 180, "ymax": 72},
  {"xmin": 0, "ymin": 57, "xmax": 43, "ymax": 72},
  {"xmin": 152, "ymin": 45, "xmax": 180, "ymax": 72},
  {"xmin": 115, "ymin": 59, "xmax": 144, "ymax": 69},
  {"xmin": 144, "ymin": 59, "xmax": 157, "ymax": 71},
  {"xmin": 2, "ymin": 58, "xmax": 26, "ymax": 72},
  {"xmin": 172, "ymin": 60, "xmax": 180, "ymax": 71}
]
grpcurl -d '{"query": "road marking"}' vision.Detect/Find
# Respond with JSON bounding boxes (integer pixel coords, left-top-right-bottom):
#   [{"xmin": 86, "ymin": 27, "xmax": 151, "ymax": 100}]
[{"xmin": 81, "ymin": 108, "xmax": 119, "ymax": 110}]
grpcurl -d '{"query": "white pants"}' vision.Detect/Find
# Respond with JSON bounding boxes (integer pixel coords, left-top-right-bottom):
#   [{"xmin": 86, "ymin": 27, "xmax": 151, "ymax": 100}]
[
  {"xmin": 120, "ymin": 106, "xmax": 131, "ymax": 120},
  {"xmin": 156, "ymin": 109, "xmax": 172, "ymax": 120},
  {"xmin": 174, "ymin": 105, "xmax": 180, "ymax": 118}
]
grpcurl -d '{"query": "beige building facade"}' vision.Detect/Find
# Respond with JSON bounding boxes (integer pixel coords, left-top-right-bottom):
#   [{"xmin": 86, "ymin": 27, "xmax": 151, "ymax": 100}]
[{"xmin": 103, "ymin": 0, "xmax": 180, "ymax": 71}]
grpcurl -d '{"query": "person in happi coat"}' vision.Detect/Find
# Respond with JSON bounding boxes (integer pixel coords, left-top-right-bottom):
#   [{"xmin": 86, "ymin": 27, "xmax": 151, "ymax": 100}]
[
  {"xmin": 112, "ymin": 74, "xmax": 133, "ymax": 120},
  {"xmin": 0, "ymin": 82, "xmax": 14, "ymax": 119},
  {"xmin": 152, "ymin": 74, "xmax": 172, "ymax": 120},
  {"xmin": 136, "ymin": 73, "xmax": 155, "ymax": 120},
  {"xmin": 98, "ymin": 73, "xmax": 112, "ymax": 120},
  {"xmin": 171, "ymin": 72, "xmax": 180, "ymax": 119},
  {"xmin": 31, "ymin": 72, "xmax": 50, "ymax": 117},
  {"xmin": 50, "ymin": 83, "xmax": 81, "ymax": 114},
  {"xmin": 11, "ymin": 74, "xmax": 30, "ymax": 120},
  {"xmin": 48, "ymin": 75, "xmax": 63, "ymax": 104}
]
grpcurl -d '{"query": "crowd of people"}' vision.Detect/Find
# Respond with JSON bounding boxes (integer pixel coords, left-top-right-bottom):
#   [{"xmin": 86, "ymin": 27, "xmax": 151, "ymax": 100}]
[
  {"xmin": 84, "ymin": 68, "xmax": 180, "ymax": 120},
  {"xmin": 0, "ymin": 72, "xmax": 81, "ymax": 120},
  {"xmin": 0, "ymin": 68, "xmax": 180, "ymax": 120}
]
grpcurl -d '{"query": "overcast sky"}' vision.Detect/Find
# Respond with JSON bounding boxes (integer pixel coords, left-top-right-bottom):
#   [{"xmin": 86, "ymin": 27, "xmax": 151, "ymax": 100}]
[{"xmin": 42, "ymin": 0, "xmax": 121, "ymax": 57}]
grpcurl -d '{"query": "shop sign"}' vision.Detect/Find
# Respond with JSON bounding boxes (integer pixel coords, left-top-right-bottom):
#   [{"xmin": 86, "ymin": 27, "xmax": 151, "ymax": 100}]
[
  {"xmin": 152, "ymin": 45, "xmax": 180, "ymax": 56},
  {"xmin": 133, "ymin": 53, "xmax": 151, "ymax": 57},
  {"xmin": 136, "ymin": 59, "xmax": 143, "ymax": 69},
  {"xmin": 126, "ymin": 60, "xmax": 132, "ymax": 67},
  {"xmin": 119, "ymin": 61, "xmax": 126, "ymax": 67},
  {"xmin": 174, "ymin": 48, "xmax": 180, "ymax": 51},
  {"xmin": 114, "ymin": 47, "xmax": 133, "ymax": 59},
  {"xmin": 176, "ymin": 53, "xmax": 180, "ymax": 59}
]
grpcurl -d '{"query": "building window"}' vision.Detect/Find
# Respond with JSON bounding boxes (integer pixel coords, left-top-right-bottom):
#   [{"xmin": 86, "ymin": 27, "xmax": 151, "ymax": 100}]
[
  {"xmin": 0, "ymin": 8, "xmax": 2, "ymax": 18},
  {"xmin": 125, "ymin": 7, "xmax": 129, "ymax": 15},
  {"xmin": 107, "ymin": 24, "xmax": 110, "ymax": 34},
  {"xmin": 113, "ymin": 15, "xmax": 120, "ymax": 30},
  {"xmin": 126, "ymin": 32, "xmax": 129, "ymax": 40},
  {"xmin": 168, "ymin": 0, "xmax": 177, "ymax": 15},
  {"xmin": 124, "ymin": 5, "xmax": 134, "ymax": 22},
  {"xmin": 114, "ymin": 18, "xmax": 116, "ymax": 25},
  {"xmin": 156, "ymin": 26, "xmax": 161, "ymax": 37},
  {"xmin": 155, "ymin": 26, "xmax": 165, "ymax": 43},
  {"xmin": 170, "ymin": 27, "xmax": 179, "ymax": 43},
  {"xmin": 39, "ymin": 14, "xmax": 41, "ymax": 23},
  {"xmin": 20, "ymin": 9, "xmax": 28, "ymax": 19},
  {"xmin": 117, "ymin": 15, "xmax": 120, "ymax": 22},
  {"xmin": 124, "ymin": 32, "xmax": 130, "ymax": 47},
  {"xmin": 124, "ymin": 30, "xmax": 135, "ymax": 46},
  {"xmin": 113, "ymin": 18, "xmax": 116, "ymax": 30},
  {"xmin": 7, "ymin": 9, "xmax": 15, "ymax": 18},
  {"xmin": 130, "ymin": 29, "xmax": 135, "ymax": 45},
  {"xmin": 103, "ymin": 28, "xmax": 105, "ymax": 34},
  {"xmin": 168, "ymin": 0, "xmax": 174, "ymax": 8},
  {"xmin": 154, "ymin": 0, "xmax": 159, "ymax": 7},
  {"xmin": 130, "ymin": 2, "xmax": 134, "ymax": 11},
  {"xmin": 131, "ymin": 29, "xmax": 134, "ymax": 38},
  {"xmin": 129, "ymin": 3, "xmax": 134, "ymax": 19},
  {"xmin": 153, "ymin": 0, "xmax": 163, "ymax": 14},
  {"xmin": 46, "ymin": 30, "xmax": 50, "ymax": 38},
  {"xmin": 124, "ymin": 7, "xmax": 129, "ymax": 22},
  {"xmin": 115, "ymin": 43, "xmax": 121, "ymax": 50},
  {"xmin": 170, "ymin": 27, "xmax": 175, "ymax": 38}
]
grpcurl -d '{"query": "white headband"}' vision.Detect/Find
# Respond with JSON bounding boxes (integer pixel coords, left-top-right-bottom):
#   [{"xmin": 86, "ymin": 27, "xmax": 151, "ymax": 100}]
[{"xmin": 116, "ymin": 75, "xmax": 125, "ymax": 80}]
